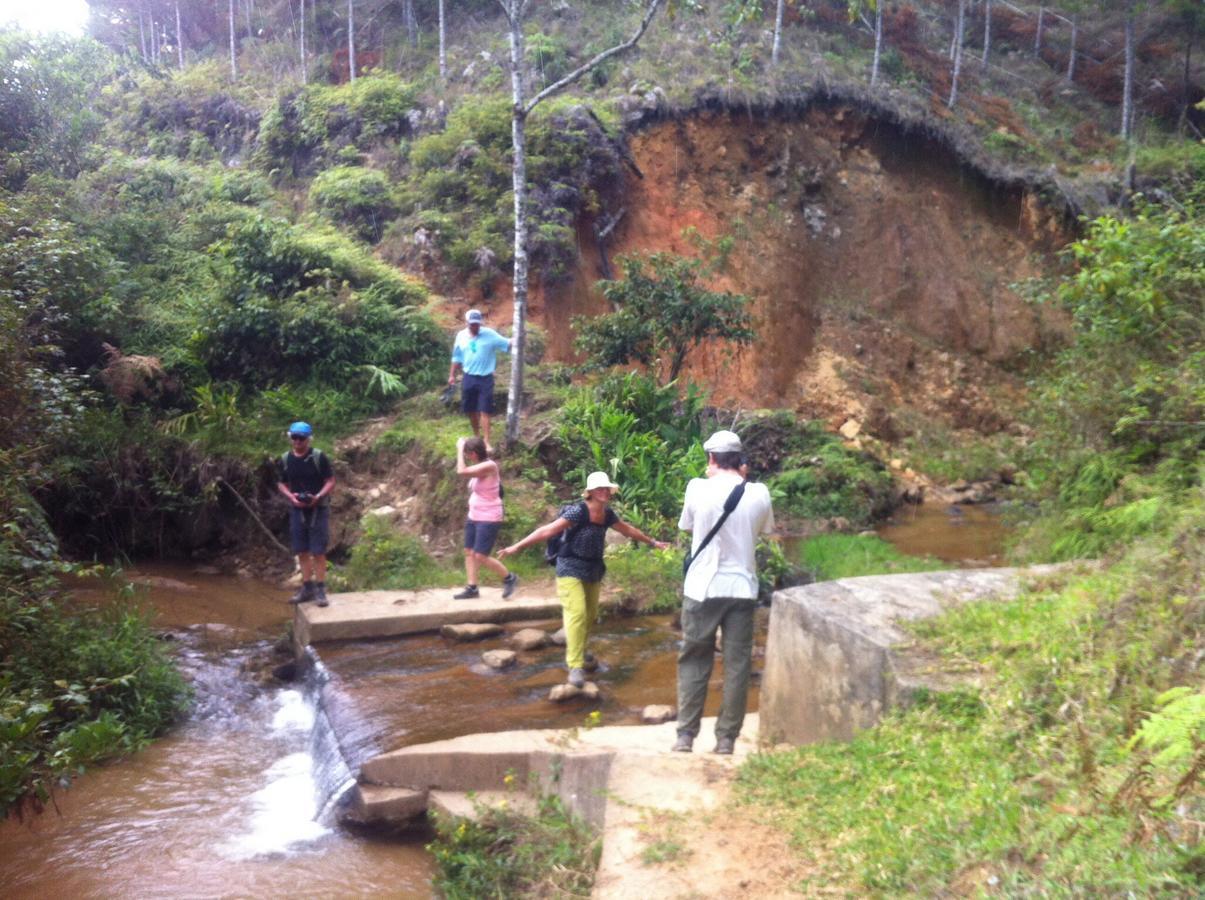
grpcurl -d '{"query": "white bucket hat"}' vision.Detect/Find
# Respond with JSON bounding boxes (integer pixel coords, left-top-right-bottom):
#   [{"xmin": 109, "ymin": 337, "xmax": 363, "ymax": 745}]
[{"xmin": 582, "ymin": 471, "xmax": 620, "ymax": 496}]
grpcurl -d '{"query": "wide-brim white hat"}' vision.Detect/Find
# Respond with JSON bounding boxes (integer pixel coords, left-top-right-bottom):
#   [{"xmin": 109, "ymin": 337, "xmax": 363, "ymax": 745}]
[{"xmin": 582, "ymin": 471, "xmax": 620, "ymax": 496}]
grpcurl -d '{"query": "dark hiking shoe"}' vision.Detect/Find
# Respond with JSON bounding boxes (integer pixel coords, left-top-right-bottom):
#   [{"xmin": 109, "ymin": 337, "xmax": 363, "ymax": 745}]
[
  {"xmin": 501, "ymin": 572, "xmax": 518, "ymax": 600},
  {"xmin": 315, "ymin": 583, "xmax": 329, "ymax": 608},
  {"xmin": 288, "ymin": 582, "xmax": 315, "ymax": 604},
  {"xmin": 453, "ymin": 585, "xmax": 480, "ymax": 600},
  {"xmin": 671, "ymin": 733, "xmax": 694, "ymax": 753},
  {"xmin": 567, "ymin": 668, "xmax": 586, "ymax": 688},
  {"xmin": 713, "ymin": 736, "xmax": 736, "ymax": 755}
]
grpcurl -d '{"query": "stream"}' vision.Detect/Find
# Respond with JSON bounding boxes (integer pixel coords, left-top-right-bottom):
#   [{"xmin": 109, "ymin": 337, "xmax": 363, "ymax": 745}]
[{"xmin": 0, "ymin": 506, "xmax": 1005, "ymax": 898}]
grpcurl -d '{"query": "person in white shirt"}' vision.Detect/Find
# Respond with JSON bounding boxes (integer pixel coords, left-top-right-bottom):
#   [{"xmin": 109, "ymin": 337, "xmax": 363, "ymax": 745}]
[{"xmin": 673, "ymin": 430, "xmax": 775, "ymax": 755}]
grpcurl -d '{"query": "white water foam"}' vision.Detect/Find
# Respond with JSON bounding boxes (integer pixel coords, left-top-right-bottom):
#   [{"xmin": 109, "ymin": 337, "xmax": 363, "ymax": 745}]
[{"xmin": 219, "ymin": 691, "xmax": 330, "ymax": 859}]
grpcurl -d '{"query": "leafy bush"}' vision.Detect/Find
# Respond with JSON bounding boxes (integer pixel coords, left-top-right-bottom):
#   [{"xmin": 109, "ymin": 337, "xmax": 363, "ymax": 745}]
[
  {"xmin": 429, "ymin": 791, "xmax": 599, "ymax": 899},
  {"xmin": 1019, "ymin": 197, "xmax": 1204, "ymax": 561},
  {"xmin": 578, "ymin": 251, "xmax": 755, "ymax": 385},
  {"xmin": 337, "ymin": 517, "xmax": 458, "ymax": 591},
  {"xmin": 606, "ymin": 545, "xmax": 683, "ymax": 613},
  {"xmin": 255, "ymin": 73, "xmax": 418, "ymax": 176},
  {"xmin": 555, "ymin": 373, "xmax": 706, "ymax": 532},
  {"xmin": 196, "ymin": 214, "xmax": 441, "ymax": 386},
  {"xmin": 398, "ymin": 96, "xmax": 623, "ymax": 280},
  {"xmin": 309, "ymin": 165, "xmax": 398, "ymax": 242},
  {"xmin": 768, "ymin": 443, "xmax": 896, "ymax": 525}
]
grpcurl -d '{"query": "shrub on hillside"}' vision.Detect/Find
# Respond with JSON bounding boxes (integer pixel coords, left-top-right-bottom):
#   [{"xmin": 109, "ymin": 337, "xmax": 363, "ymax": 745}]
[
  {"xmin": 309, "ymin": 165, "xmax": 398, "ymax": 242},
  {"xmin": 196, "ymin": 214, "xmax": 440, "ymax": 386},
  {"xmin": 768, "ymin": 444, "xmax": 896, "ymax": 526},
  {"xmin": 255, "ymin": 73, "xmax": 418, "ymax": 176},
  {"xmin": 397, "ymin": 96, "xmax": 623, "ymax": 281}
]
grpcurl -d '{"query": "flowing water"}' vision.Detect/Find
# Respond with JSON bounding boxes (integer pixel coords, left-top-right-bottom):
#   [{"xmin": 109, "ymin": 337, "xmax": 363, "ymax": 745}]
[{"xmin": 0, "ymin": 506, "xmax": 1004, "ymax": 897}]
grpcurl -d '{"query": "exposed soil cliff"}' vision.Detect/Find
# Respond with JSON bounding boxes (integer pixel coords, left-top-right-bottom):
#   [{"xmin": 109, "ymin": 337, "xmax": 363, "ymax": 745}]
[{"xmin": 475, "ymin": 103, "xmax": 1072, "ymax": 437}]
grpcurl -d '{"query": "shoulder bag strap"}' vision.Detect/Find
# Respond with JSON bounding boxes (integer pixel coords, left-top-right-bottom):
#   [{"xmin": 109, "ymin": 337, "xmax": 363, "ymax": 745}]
[{"xmin": 685, "ymin": 482, "xmax": 746, "ymax": 575}]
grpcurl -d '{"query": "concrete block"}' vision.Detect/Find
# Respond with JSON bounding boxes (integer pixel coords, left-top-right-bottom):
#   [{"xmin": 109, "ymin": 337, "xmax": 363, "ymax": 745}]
[{"xmin": 761, "ymin": 567, "xmax": 1058, "ymax": 746}]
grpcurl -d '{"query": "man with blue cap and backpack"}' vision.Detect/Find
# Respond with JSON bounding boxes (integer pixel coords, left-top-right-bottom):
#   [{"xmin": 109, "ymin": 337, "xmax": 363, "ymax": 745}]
[{"xmin": 276, "ymin": 422, "xmax": 336, "ymax": 607}]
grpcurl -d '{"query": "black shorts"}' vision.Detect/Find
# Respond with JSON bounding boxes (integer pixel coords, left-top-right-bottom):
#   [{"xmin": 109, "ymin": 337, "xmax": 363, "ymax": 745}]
[
  {"xmin": 290, "ymin": 506, "xmax": 330, "ymax": 555},
  {"xmin": 464, "ymin": 520, "xmax": 502, "ymax": 555},
  {"xmin": 461, "ymin": 373, "xmax": 495, "ymax": 414}
]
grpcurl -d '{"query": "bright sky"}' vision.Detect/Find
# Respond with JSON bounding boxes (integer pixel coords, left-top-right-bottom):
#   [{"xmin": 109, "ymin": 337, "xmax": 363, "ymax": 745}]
[{"xmin": 0, "ymin": 0, "xmax": 90, "ymax": 36}]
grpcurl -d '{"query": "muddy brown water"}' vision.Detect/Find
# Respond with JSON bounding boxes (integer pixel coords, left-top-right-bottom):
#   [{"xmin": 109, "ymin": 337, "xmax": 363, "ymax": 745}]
[{"xmin": 0, "ymin": 508, "xmax": 1004, "ymax": 897}]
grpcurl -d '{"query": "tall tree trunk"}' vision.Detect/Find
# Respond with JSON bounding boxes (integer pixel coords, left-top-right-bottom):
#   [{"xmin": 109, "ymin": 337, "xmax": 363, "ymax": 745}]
[
  {"xmin": 1120, "ymin": 0, "xmax": 1134, "ymax": 139},
  {"xmin": 138, "ymin": 8, "xmax": 147, "ymax": 61},
  {"xmin": 1034, "ymin": 6, "xmax": 1044, "ymax": 55},
  {"xmin": 151, "ymin": 13, "xmax": 158, "ymax": 63},
  {"xmin": 405, "ymin": 0, "xmax": 418, "ymax": 48},
  {"xmin": 948, "ymin": 0, "xmax": 965, "ymax": 107},
  {"xmin": 348, "ymin": 0, "xmax": 356, "ymax": 83},
  {"xmin": 299, "ymin": 0, "xmax": 307, "ymax": 84},
  {"xmin": 438, "ymin": 0, "xmax": 447, "ymax": 84},
  {"xmin": 1066, "ymin": 14, "xmax": 1077, "ymax": 81},
  {"xmin": 503, "ymin": 0, "xmax": 663, "ymax": 445},
  {"xmin": 871, "ymin": 0, "xmax": 883, "ymax": 84},
  {"xmin": 982, "ymin": 0, "xmax": 992, "ymax": 67},
  {"xmin": 772, "ymin": 0, "xmax": 785, "ymax": 66},
  {"xmin": 229, "ymin": 0, "xmax": 237, "ymax": 80},
  {"xmin": 245, "ymin": 0, "xmax": 253, "ymax": 40},
  {"xmin": 505, "ymin": 9, "xmax": 530, "ymax": 448},
  {"xmin": 1179, "ymin": 35, "xmax": 1193, "ymax": 133},
  {"xmin": 176, "ymin": 2, "xmax": 183, "ymax": 69}
]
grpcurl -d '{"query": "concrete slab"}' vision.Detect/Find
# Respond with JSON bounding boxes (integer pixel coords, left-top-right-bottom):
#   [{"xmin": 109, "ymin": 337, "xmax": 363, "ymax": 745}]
[
  {"xmin": 360, "ymin": 716, "xmax": 757, "ymax": 829},
  {"xmin": 761, "ymin": 566, "xmax": 1063, "ymax": 745},
  {"xmin": 428, "ymin": 789, "xmax": 538, "ymax": 822},
  {"xmin": 343, "ymin": 784, "xmax": 428, "ymax": 824},
  {"xmin": 293, "ymin": 583, "xmax": 579, "ymax": 646}
]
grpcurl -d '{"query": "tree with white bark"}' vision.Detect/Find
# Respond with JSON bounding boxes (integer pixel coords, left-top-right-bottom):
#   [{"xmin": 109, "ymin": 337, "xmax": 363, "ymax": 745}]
[
  {"xmin": 949, "ymin": 0, "xmax": 967, "ymax": 106},
  {"xmin": 498, "ymin": 0, "xmax": 664, "ymax": 445}
]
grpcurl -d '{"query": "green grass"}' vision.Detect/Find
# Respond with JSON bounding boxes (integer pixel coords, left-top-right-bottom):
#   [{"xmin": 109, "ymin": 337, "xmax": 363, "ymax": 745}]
[
  {"xmin": 605, "ymin": 544, "xmax": 683, "ymax": 614},
  {"xmin": 795, "ymin": 534, "xmax": 942, "ymax": 581},
  {"xmin": 740, "ymin": 500, "xmax": 1204, "ymax": 895},
  {"xmin": 429, "ymin": 791, "xmax": 600, "ymax": 899}
]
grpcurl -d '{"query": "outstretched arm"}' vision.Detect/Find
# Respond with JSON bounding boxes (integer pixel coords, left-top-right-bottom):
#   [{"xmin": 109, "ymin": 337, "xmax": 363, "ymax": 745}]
[
  {"xmin": 613, "ymin": 520, "xmax": 671, "ymax": 550},
  {"xmin": 497, "ymin": 517, "xmax": 572, "ymax": 558}
]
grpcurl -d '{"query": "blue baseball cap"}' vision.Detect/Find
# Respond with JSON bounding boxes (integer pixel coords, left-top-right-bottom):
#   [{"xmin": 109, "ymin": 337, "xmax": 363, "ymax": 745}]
[{"xmin": 288, "ymin": 421, "xmax": 313, "ymax": 437}]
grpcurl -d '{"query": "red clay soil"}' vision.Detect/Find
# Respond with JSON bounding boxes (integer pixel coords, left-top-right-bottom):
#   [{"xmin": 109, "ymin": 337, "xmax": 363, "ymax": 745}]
[{"xmin": 476, "ymin": 106, "xmax": 1069, "ymax": 431}]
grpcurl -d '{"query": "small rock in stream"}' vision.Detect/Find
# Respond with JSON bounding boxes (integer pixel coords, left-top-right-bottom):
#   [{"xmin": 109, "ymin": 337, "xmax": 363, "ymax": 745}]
[{"xmin": 482, "ymin": 649, "xmax": 517, "ymax": 669}]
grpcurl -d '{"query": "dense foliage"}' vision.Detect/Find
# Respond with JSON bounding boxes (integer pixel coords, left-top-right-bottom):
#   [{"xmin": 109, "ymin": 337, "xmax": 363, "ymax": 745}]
[{"xmin": 1018, "ymin": 195, "xmax": 1204, "ymax": 560}]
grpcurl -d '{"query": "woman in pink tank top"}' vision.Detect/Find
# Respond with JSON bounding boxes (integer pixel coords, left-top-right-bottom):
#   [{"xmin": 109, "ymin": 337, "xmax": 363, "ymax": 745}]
[{"xmin": 453, "ymin": 436, "xmax": 518, "ymax": 600}]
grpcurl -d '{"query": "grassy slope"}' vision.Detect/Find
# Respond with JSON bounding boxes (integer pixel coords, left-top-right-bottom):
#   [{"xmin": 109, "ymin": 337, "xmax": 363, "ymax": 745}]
[{"xmin": 740, "ymin": 497, "xmax": 1203, "ymax": 894}]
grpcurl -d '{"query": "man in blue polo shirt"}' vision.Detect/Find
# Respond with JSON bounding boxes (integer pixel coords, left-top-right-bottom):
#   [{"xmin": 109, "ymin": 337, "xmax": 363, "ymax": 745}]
[{"xmin": 448, "ymin": 309, "xmax": 511, "ymax": 452}]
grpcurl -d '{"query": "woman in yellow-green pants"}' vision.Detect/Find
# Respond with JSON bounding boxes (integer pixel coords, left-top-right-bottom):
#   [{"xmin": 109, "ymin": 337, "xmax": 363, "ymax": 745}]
[{"xmin": 498, "ymin": 472, "xmax": 669, "ymax": 687}]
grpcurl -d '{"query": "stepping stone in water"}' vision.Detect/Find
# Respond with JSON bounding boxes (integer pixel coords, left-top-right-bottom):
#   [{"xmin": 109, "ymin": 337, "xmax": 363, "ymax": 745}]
[
  {"xmin": 442, "ymin": 623, "xmax": 504, "ymax": 641},
  {"xmin": 548, "ymin": 682, "xmax": 601, "ymax": 702},
  {"xmin": 642, "ymin": 704, "xmax": 676, "ymax": 724},
  {"xmin": 510, "ymin": 628, "xmax": 549, "ymax": 651}
]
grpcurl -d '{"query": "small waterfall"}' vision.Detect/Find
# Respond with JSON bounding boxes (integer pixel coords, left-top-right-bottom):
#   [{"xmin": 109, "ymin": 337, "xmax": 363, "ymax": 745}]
[{"xmin": 217, "ymin": 648, "xmax": 364, "ymax": 859}]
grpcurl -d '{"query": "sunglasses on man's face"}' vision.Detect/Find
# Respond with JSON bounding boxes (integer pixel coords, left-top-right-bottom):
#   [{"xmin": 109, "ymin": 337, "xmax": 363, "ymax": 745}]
[{"xmin": 289, "ymin": 434, "xmax": 309, "ymax": 441}]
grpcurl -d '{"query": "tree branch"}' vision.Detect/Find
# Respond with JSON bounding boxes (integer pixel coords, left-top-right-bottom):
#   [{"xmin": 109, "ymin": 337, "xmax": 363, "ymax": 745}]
[{"xmin": 524, "ymin": 0, "xmax": 662, "ymax": 115}]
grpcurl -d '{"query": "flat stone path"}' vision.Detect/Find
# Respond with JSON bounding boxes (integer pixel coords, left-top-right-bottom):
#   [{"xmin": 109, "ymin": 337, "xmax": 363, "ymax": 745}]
[
  {"xmin": 294, "ymin": 583, "xmax": 574, "ymax": 645},
  {"xmin": 358, "ymin": 715, "xmax": 762, "ymax": 898}
]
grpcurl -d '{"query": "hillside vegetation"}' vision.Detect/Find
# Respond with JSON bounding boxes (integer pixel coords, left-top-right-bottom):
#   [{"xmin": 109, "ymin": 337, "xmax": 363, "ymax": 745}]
[{"xmin": 1, "ymin": 0, "xmax": 1201, "ymax": 891}]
